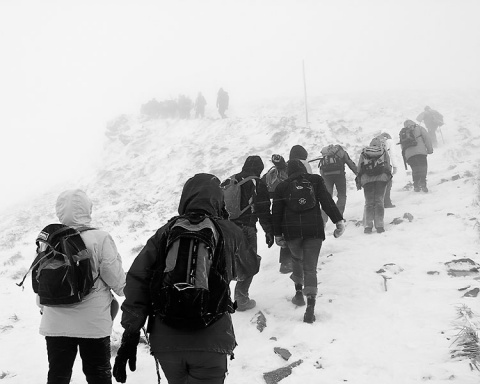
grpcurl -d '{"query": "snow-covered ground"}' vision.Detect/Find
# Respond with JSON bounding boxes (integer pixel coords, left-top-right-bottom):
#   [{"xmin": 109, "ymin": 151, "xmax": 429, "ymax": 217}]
[{"xmin": 1, "ymin": 90, "xmax": 480, "ymax": 383}]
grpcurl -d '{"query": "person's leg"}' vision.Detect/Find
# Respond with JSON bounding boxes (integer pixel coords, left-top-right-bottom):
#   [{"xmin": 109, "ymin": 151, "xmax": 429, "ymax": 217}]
[
  {"xmin": 321, "ymin": 175, "xmax": 335, "ymax": 224},
  {"xmin": 384, "ymin": 179, "xmax": 394, "ymax": 207},
  {"xmin": 79, "ymin": 337, "xmax": 112, "ymax": 384},
  {"xmin": 186, "ymin": 351, "xmax": 228, "ymax": 384},
  {"xmin": 335, "ymin": 174, "xmax": 347, "ymax": 215},
  {"xmin": 234, "ymin": 226, "xmax": 257, "ymax": 310},
  {"xmin": 302, "ymin": 238, "xmax": 323, "ymax": 323},
  {"xmin": 279, "ymin": 246, "xmax": 293, "ymax": 274},
  {"xmin": 408, "ymin": 155, "xmax": 421, "ymax": 191},
  {"xmin": 417, "ymin": 155, "xmax": 429, "ymax": 192},
  {"xmin": 46, "ymin": 336, "xmax": 79, "ymax": 384},
  {"xmin": 156, "ymin": 351, "xmax": 188, "ymax": 384},
  {"xmin": 363, "ymin": 182, "xmax": 375, "ymax": 231},
  {"xmin": 286, "ymin": 238, "xmax": 304, "ymax": 287},
  {"xmin": 373, "ymin": 181, "xmax": 387, "ymax": 232}
]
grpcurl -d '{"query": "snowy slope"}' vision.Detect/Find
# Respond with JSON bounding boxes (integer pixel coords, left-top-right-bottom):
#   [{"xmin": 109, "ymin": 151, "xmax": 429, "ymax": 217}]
[{"xmin": 1, "ymin": 90, "xmax": 480, "ymax": 383}]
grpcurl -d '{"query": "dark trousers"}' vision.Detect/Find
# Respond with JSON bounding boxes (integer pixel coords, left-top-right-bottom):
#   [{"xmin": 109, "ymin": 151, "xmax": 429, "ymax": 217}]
[
  {"xmin": 407, "ymin": 154, "xmax": 428, "ymax": 188},
  {"xmin": 155, "ymin": 351, "xmax": 227, "ymax": 384},
  {"xmin": 323, "ymin": 174, "xmax": 347, "ymax": 215},
  {"xmin": 286, "ymin": 237, "xmax": 323, "ymax": 296},
  {"xmin": 45, "ymin": 336, "xmax": 111, "ymax": 384},
  {"xmin": 234, "ymin": 225, "xmax": 257, "ymax": 304},
  {"xmin": 363, "ymin": 181, "xmax": 387, "ymax": 229},
  {"xmin": 279, "ymin": 246, "xmax": 293, "ymax": 265}
]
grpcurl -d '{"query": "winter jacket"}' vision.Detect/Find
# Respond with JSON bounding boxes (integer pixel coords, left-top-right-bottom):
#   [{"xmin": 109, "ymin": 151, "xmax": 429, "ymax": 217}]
[
  {"xmin": 319, "ymin": 145, "xmax": 358, "ymax": 177},
  {"xmin": 289, "ymin": 145, "xmax": 313, "ymax": 174},
  {"xmin": 356, "ymin": 150, "xmax": 392, "ymax": 187},
  {"xmin": 222, "ymin": 156, "xmax": 273, "ymax": 234},
  {"xmin": 272, "ymin": 159, "xmax": 343, "ymax": 241},
  {"xmin": 39, "ymin": 189, "xmax": 126, "ymax": 339},
  {"xmin": 120, "ymin": 174, "xmax": 245, "ymax": 355},
  {"xmin": 402, "ymin": 122, "xmax": 434, "ymax": 161},
  {"xmin": 416, "ymin": 109, "xmax": 443, "ymax": 130}
]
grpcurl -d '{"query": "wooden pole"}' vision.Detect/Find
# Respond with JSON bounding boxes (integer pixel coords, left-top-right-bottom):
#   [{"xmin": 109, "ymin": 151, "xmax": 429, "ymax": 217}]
[{"xmin": 303, "ymin": 60, "xmax": 309, "ymax": 127}]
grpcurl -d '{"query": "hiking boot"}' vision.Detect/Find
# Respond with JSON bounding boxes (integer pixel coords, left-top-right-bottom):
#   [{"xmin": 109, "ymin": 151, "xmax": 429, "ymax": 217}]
[
  {"xmin": 236, "ymin": 299, "xmax": 256, "ymax": 312},
  {"xmin": 421, "ymin": 186, "xmax": 429, "ymax": 193},
  {"xmin": 384, "ymin": 203, "xmax": 396, "ymax": 208},
  {"xmin": 414, "ymin": 186, "xmax": 421, "ymax": 192},
  {"xmin": 279, "ymin": 262, "xmax": 293, "ymax": 274},
  {"xmin": 376, "ymin": 227, "xmax": 385, "ymax": 233},
  {"xmin": 364, "ymin": 227, "xmax": 373, "ymax": 234},
  {"xmin": 292, "ymin": 291, "xmax": 306, "ymax": 306},
  {"xmin": 303, "ymin": 306, "xmax": 316, "ymax": 323}
]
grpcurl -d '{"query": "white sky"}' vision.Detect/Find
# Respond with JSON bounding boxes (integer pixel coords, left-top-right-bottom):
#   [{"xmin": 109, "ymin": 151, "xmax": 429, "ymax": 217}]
[{"xmin": 1, "ymin": 0, "xmax": 479, "ymax": 209}]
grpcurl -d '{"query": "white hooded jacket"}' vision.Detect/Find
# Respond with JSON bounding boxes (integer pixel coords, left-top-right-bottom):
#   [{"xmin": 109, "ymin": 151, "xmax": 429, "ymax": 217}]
[{"xmin": 39, "ymin": 189, "xmax": 126, "ymax": 338}]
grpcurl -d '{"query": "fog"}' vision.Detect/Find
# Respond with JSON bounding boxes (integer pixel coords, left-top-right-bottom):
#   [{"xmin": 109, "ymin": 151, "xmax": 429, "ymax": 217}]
[{"xmin": 1, "ymin": 0, "xmax": 479, "ymax": 210}]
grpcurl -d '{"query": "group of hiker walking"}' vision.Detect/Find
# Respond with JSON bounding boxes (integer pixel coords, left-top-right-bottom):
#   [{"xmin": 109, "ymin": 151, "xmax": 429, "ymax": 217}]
[
  {"xmin": 193, "ymin": 88, "xmax": 230, "ymax": 119},
  {"xmin": 28, "ymin": 105, "xmax": 442, "ymax": 384}
]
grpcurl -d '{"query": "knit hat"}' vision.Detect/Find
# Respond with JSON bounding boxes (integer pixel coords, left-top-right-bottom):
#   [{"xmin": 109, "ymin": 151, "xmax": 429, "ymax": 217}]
[
  {"xmin": 289, "ymin": 145, "xmax": 308, "ymax": 161},
  {"xmin": 404, "ymin": 119, "xmax": 416, "ymax": 128}
]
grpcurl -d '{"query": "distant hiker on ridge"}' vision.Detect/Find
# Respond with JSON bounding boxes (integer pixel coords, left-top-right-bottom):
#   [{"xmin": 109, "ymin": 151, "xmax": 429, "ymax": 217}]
[
  {"xmin": 216, "ymin": 88, "xmax": 229, "ymax": 119},
  {"xmin": 416, "ymin": 106, "xmax": 444, "ymax": 148},
  {"xmin": 194, "ymin": 92, "xmax": 207, "ymax": 118}
]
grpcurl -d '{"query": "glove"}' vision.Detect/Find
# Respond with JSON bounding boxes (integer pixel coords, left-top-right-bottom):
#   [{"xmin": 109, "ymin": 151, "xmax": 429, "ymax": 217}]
[
  {"xmin": 333, "ymin": 220, "xmax": 346, "ymax": 238},
  {"xmin": 275, "ymin": 236, "xmax": 287, "ymax": 248},
  {"xmin": 265, "ymin": 233, "xmax": 274, "ymax": 248},
  {"xmin": 113, "ymin": 331, "xmax": 140, "ymax": 383}
]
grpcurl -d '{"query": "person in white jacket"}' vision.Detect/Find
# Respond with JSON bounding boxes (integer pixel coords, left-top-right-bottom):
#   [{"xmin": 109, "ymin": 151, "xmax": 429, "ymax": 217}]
[
  {"xmin": 370, "ymin": 133, "xmax": 397, "ymax": 208},
  {"xmin": 38, "ymin": 189, "xmax": 126, "ymax": 384}
]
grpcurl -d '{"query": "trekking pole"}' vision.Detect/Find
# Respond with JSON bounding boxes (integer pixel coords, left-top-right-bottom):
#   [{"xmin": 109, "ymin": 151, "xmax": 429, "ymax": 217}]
[
  {"xmin": 142, "ymin": 327, "xmax": 161, "ymax": 383},
  {"xmin": 308, "ymin": 156, "xmax": 322, "ymax": 163}
]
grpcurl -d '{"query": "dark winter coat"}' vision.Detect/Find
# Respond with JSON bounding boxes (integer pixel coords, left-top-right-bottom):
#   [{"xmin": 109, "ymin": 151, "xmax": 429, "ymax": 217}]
[
  {"xmin": 120, "ymin": 173, "xmax": 245, "ymax": 355},
  {"xmin": 223, "ymin": 155, "xmax": 273, "ymax": 235},
  {"xmin": 272, "ymin": 159, "xmax": 343, "ymax": 241}
]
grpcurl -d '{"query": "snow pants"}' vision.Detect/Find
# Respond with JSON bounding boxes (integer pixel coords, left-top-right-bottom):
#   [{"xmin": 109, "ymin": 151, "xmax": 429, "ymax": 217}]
[
  {"xmin": 286, "ymin": 237, "xmax": 323, "ymax": 296},
  {"xmin": 234, "ymin": 225, "xmax": 258, "ymax": 305},
  {"xmin": 407, "ymin": 154, "xmax": 428, "ymax": 188},
  {"xmin": 323, "ymin": 173, "xmax": 348, "ymax": 215},
  {"xmin": 45, "ymin": 336, "xmax": 111, "ymax": 384},
  {"xmin": 155, "ymin": 351, "xmax": 228, "ymax": 384},
  {"xmin": 363, "ymin": 181, "xmax": 387, "ymax": 230}
]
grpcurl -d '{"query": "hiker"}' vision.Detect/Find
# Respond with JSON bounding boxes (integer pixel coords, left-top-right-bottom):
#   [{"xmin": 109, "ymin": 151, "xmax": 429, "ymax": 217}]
[
  {"xmin": 113, "ymin": 174, "xmax": 245, "ymax": 384},
  {"xmin": 177, "ymin": 94, "xmax": 193, "ymax": 119},
  {"xmin": 38, "ymin": 189, "xmax": 126, "ymax": 384},
  {"xmin": 194, "ymin": 92, "xmax": 207, "ymax": 118},
  {"xmin": 216, "ymin": 88, "xmax": 229, "ymax": 119},
  {"xmin": 369, "ymin": 133, "xmax": 398, "ymax": 208},
  {"xmin": 317, "ymin": 144, "xmax": 358, "ymax": 216},
  {"xmin": 272, "ymin": 159, "xmax": 345, "ymax": 323},
  {"xmin": 401, "ymin": 119, "xmax": 433, "ymax": 193},
  {"xmin": 289, "ymin": 144, "xmax": 313, "ymax": 173},
  {"xmin": 416, "ymin": 106, "xmax": 444, "ymax": 147},
  {"xmin": 356, "ymin": 144, "xmax": 393, "ymax": 234},
  {"xmin": 221, "ymin": 155, "xmax": 274, "ymax": 311},
  {"xmin": 261, "ymin": 154, "xmax": 292, "ymax": 274}
]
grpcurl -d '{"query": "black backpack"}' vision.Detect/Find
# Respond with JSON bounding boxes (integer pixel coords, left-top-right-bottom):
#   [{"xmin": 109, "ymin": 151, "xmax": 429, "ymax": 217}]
[
  {"xmin": 286, "ymin": 176, "xmax": 317, "ymax": 212},
  {"xmin": 18, "ymin": 224, "xmax": 96, "ymax": 306},
  {"xmin": 399, "ymin": 126, "xmax": 418, "ymax": 150},
  {"xmin": 319, "ymin": 145, "xmax": 343, "ymax": 172},
  {"xmin": 361, "ymin": 146, "xmax": 389, "ymax": 176},
  {"xmin": 150, "ymin": 213, "xmax": 235, "ymax": 329}
]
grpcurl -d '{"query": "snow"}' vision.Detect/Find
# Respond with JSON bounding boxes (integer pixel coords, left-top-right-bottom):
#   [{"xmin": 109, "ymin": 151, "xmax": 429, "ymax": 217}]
[{"xmin": 1, "ymin": 90, "xmax": 480, "ymax": 383}]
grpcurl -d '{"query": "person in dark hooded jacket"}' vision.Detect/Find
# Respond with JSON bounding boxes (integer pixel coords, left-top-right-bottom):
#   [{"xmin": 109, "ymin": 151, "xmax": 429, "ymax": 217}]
[
  {"xmin": 221, "ymin": 155, "xmax": 274, "ymax": 311},
  {"xmin": 272, "ymin": 159, "xmax": 345, "ymax": 323},
  {"xmin": 113, "ymin": 174, "xmax": 246, "ymax": 384}
]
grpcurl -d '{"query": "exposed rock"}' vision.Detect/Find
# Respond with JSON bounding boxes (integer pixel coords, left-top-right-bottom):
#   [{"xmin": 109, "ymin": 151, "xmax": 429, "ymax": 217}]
[
  {"xmin": 252, "ymin": 311, "xmax": 267, "ymax": 332},
  {"xmin": 274, "ymin": 347, "xmax": 291, "ymax": 361},
  {"xmin": 263, "ymin": 360, "xmax": 303, "ymax": 384}
]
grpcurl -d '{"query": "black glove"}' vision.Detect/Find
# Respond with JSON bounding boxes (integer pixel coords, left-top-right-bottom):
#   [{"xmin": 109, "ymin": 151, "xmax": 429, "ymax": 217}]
[
  {"xmin": 265, "ymin": 233, "xmax": 274, "ymax": 248},
  {"xmin": 113, "ymin": 331, "xmax": 140, "ymax": 383}
]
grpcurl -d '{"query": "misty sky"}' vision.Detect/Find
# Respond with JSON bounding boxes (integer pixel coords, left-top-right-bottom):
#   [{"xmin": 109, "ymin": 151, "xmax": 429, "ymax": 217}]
[{"xmin": 1, "ymin": 0, "xmax": 479, "ymax": 209}]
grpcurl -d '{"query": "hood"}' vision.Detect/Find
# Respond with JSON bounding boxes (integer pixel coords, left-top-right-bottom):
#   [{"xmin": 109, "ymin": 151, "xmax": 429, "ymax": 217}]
[
  {"xmin": 178, "ymin": 173, "xmax": 224, "ymax": 217},
  {"xmin": 56, "ymin": 189, "xmax": 93, "ymax": 227},
  {"xmin": 287, "ymin": 158, "xmax": 308, "ymax": 178},
  {"xmin": 404, "ymin": 119, "xmax": 416, "ymax": 128},
  {"xmin": 289, "ymin": 145, "xmax": 308, "ymax": 160},
  {"xmin": 241, "ymin": 155, "xmax": 264, "ymax": 177}
]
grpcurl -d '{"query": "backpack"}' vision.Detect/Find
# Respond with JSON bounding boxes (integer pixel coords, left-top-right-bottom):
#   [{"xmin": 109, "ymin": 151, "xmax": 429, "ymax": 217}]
[
  {"xmin": 319, "ymin": 145, "xmax": 343, "ymax": 173},
  {"xmin": 264, "ymin": 166, "xmax": 288, "ymax": 193},
  {"xmin": 17, "ymin": 224, "xmax": 96, "ymax": 306},
  {"xmin": 370, "ymin": 135, "xmax": 387, "ymax": 149},
  {"xmin": 399, "ymin": 126, "xmax": 418, "ymax": 150},
  {"xmin": 286, "ymin": 176, "xmax": 317, "ymax": 212},
  {"xmin": 222, "ymin": 176, "xmax": 258, "ymax": 220},
  {"xmin": 361, "ymin": 146, "xmax": 389, "ymax": 176},
  {"xmin": 150, "ymin": 214, "xmax": 235, "ymax": 329}
]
